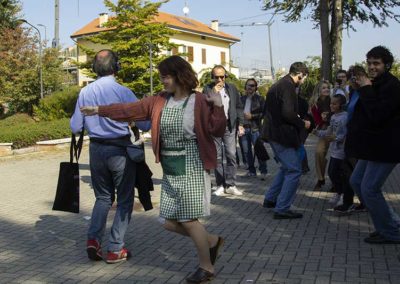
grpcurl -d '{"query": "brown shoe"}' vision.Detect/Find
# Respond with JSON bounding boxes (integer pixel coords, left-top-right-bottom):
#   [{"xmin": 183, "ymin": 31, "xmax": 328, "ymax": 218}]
[
  {"xmin": 186, "ymin": 267, "xmax": 214, "ymax": 283},
  {"xmin": 209, "ymin": 236, "xmax": 224, "ymax": 265},
  {"xmin": 314, "ymin": 180, "xmax": 325, "ymax": 190}
]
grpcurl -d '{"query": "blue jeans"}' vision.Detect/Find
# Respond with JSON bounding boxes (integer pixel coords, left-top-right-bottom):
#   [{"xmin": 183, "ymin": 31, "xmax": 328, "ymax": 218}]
[
  {"xmin": 240, "ymin": 128, "xmax": 267, "ymax": 174},
  {"xmin": 264, "ymin": 141, "xmax": 302, "ymax": 213},
  {"xmin": 350, "ymin": 160, "xmax": 399, "ymax": 240},
  {"xmin": 88, "ymin": 142, "xmax": 136, "ymax": 252}
]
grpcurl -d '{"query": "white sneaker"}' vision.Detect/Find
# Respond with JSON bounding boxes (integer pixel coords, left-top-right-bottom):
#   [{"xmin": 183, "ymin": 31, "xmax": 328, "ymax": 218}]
[
  {"xmin": 337, "ymin": 194, "xmax": 344, "ymax": 206},
  {"xmin": 213, "ymin": 186, "xmax": 225, "ymax": 196},
  {"xmin": 226, "ymin": 186, "xmax": 243, "ymax": 196},
  {"xmin": 329, "ymin": 193, "xmax": 341, "ymax": 205}
]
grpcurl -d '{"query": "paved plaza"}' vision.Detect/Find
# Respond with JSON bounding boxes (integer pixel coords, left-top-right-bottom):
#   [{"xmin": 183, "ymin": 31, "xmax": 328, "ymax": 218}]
[{"xmin": 1, "ymin": 136, "xmax": 400, "ymax": 283}]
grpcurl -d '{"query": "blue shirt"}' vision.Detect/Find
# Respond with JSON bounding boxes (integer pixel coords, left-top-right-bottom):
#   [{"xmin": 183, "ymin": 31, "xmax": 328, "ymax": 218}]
[
  {"xmin": 346, "ymin": 90, "xmax": 359, "ymax": 123},
  {"xmin": 70, "ymin": 76, "xmax": 150, "ymax": 138}
]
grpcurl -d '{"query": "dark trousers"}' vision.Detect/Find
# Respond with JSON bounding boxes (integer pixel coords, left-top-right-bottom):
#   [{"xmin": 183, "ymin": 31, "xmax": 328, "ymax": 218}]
[{"xmin": 328, "ymin": 157, "xmax": 347, "ymax": 195}]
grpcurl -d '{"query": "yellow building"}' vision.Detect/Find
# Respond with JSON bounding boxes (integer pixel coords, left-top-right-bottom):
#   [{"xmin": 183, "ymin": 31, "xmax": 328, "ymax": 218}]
[{"xmin": 71, "ymin": 11, "xmax": 240, "ymax": 86}]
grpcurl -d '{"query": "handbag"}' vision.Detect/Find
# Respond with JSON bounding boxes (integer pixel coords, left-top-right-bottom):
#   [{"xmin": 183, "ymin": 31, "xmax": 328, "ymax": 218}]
[
  {"xmin": 126, "ymin": 144, "xmax": 145, "ymax": 163},
  {"xmin": 52, "ymin": 131, "xmax": 84, "ymax": 213}
]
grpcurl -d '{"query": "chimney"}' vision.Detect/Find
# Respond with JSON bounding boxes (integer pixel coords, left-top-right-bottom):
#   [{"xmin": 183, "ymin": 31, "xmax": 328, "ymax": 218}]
[
  {"xmin": 211, "ymin": 20, "xmax": 219, "ymax": 32},
  {"xmin": 99, "ymin": 13, "xmax": 109, "ymax": 27}
]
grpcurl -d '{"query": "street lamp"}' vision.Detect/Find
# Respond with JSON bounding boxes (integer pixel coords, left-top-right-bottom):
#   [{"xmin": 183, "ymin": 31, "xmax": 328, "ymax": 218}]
[
  {"xmin": 37, "ymin": 24, "xmax": 47, "ymax": 48},
  {"xmin": 18, "ymin": 19, "xmax": 44, "ymax": 99}
]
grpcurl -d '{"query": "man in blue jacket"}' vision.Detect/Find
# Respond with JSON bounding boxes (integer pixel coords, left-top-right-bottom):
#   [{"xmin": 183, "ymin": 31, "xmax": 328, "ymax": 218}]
[{"xmin": 70, "ymin": 49, "xmax": 150, "ymax": 262}]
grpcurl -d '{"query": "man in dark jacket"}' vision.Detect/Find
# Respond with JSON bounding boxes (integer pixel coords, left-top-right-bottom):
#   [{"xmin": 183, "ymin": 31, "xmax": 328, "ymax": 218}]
[
  {"xmin": 203, "ymin": 65, "xmax": 244, "ymax": 196},
  {"xmin": 346, "ymin": 46, "xmax": 400, "ymax": 244},
  {"xmin": 240, "ymin": 78, "xmax": 268, "ymax": 179},
  {"xmin": 262, "ymin": 62, "xmax": 310, "ymax": 219}
]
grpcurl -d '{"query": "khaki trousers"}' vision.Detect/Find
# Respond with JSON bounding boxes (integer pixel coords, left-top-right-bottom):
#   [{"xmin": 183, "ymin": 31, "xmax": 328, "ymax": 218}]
[{"xmin": 315, "ymin": 138, "xmax": 330, "ymax": 181}]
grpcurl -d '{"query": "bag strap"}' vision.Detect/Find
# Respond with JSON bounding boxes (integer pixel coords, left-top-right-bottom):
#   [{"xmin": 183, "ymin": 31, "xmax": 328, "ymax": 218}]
[{"xmin": 70, "ymin": 130, "xmax": 84, "ymax": 163}]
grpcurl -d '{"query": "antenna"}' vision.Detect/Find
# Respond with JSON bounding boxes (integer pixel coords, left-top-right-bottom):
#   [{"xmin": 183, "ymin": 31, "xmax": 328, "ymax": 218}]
[{"xmin": 183, "ymin": 1, "xmax": 189, "ymax": 17}]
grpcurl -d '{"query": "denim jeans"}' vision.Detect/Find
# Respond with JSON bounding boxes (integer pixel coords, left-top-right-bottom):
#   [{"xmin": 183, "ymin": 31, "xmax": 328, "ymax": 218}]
[
  {"xmin": 88, "ymin": 142, "xmax": 136, "ymax": 252},
  {"xmin": 264, "ymin": 141, "xmax": 302, "ymax": 213},
  {"xmin": 214, "ymin": 127, "xmax": 237, "ymax": 187},
  {"xmin": 350, "ymin": 159, "xmax": 400, "ymax": 240},
  {"xmin": 240, "ymin": 128, "xmax": 267, "ymax": 174}
]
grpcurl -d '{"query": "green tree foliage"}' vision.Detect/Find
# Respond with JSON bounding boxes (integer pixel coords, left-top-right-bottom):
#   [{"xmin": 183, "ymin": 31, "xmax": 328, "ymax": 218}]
[
  {"xmin": 0, "ymin": 0, "xmax": 20, "ymax": 28},
  {"xmin": 300, "ymin": 56, "xmax": 322, "ymax": 98},
  {"xmin": 262, "ymin": 0, "xmax": 400, "ymax": 80},
  {"xmin": 42, "ymin": 48, "xmax": 73, "ymax": 95},
  {"xmin": 86, "ymin": 0, "xmax": 176, "ymax": 96}
]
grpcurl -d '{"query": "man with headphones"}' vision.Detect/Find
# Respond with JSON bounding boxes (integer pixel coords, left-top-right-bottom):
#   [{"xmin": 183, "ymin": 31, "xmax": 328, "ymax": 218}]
[
  {"xmin": 203, "ymin": 65, "xmax": 244, "ymax": 196},
  {"xmin": 345, "ymin": 46, "xmax": 400, "ymax": 244},
  {"xmin": 240, "ymin": 78, "xmax": 268, "ymax": 179},
  {"xmin": 262, "ymin": 62, "xmax": 311, "ymax": 219},
  {"xmin": 71, "ymin": 49, "xmax": 150, "ymax": 262}
]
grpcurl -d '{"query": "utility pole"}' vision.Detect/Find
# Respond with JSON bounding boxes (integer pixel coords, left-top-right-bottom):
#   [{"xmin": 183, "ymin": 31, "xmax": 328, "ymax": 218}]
[
  {"xmin": 52, "ymin": 0, "xmax": 60, "ymax": 48},
  {"xmin": 220, "ymin": 13, "xmax": 276, "ymax": 80}
]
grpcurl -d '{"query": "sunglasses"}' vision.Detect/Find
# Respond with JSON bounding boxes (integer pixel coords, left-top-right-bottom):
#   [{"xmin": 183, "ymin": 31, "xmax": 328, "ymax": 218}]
[
  {"xmin": 247, "ymin": 84, "xmax": 256, "ymax": 87},
  {"xmin": 214, "ymin": 75, "xmax": 226, "ymax": 80}
]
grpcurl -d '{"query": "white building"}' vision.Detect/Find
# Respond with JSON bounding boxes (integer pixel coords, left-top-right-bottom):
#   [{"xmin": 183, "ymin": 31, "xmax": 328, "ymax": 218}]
[{"xmin": 70, "ymin": 11, "xmax": 240, "ymax": 86}]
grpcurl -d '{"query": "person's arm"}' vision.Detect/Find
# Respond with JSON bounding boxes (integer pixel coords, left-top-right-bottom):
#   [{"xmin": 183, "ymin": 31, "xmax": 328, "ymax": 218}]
[
  {"xmin": 250, "ymin": 96, "xmax": 265, "ymax": 121},
  {"xmin": 357, "ymin": 77, "xmax": 400, "ymax": 126},
  {"xmin": 204, "ymin": 92, "xmax": 226, "ymax": 137},
  {"xmin": 122, "ymin": 89, "xmax": 151, "ymax": 132},
  {"xmin": 280, "ymin": 84, "xmax": 305, "ymax": 130},
  {"xmin": 70, "ymin": 91, "xmax": 84, "ymax": 134}
]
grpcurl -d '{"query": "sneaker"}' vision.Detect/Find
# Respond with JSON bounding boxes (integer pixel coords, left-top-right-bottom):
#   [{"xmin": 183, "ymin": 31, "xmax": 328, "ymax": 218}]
[
  {"xmin": 329, "ymin": 193, "xmax": 342, "ymax": 205},
  {"xmin": 225, "ymin": 186, "xmax": 243, "ymax": 196},
  {"xmin": 260, "ymin": 173, "xmax": 268, "ymax": 180},
  {"xmin": 245, "ymin": 172, "xmax": 256, "ymax": 177},
  {"xmin": 213, "ymin": 186, "xmax": 225, "ymax": 196},
  {"xmin": 86, "ymin": 239, "xmax": 103, "ymax": 261},
  {"xmin": 337, "ymin": 194, "xmax": 344, "ymax": 206},
  {"xmin": 333, "ymin": 204, "xmax": 353, "ymax": 214},
  {"xmin": 106, "ymin": 247, "xmax": 131, "ymax": 264}
]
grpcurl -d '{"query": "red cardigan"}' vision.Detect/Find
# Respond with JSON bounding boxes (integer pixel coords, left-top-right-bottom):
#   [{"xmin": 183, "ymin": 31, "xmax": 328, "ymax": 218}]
[{"xmin": 98, "ymin": 91, "xmax": 226, "ymax": 170}]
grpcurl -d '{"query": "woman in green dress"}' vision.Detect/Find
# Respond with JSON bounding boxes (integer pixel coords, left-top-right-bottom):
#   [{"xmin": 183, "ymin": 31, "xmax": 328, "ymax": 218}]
[{"xmin": 81, "ymin": 55, "xmax": 226, "ymax": 283}]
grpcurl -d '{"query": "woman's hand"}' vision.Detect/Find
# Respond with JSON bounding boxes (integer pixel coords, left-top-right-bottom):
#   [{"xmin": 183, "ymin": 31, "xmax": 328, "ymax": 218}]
[
  {"xmin": 205, "ymin": 92, "xmax": 223, "ymax": 107},
  {"xmin": 80, "ymin": 106, "xmax": 99, "ymax": 116},
  {"xmin": 355, "ymin": 74, "xmax": 372, "ymax": 87}
]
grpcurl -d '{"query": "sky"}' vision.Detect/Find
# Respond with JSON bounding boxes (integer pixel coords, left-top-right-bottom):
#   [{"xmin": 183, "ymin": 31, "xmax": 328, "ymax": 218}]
[{"xmin": 19, "ymin": 0, "xmax": 400, "ymax": 72}]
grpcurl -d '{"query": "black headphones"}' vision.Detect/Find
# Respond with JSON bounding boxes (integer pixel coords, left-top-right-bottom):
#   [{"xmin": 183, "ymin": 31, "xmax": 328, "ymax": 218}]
[
  {"xmin": 92, "ymin": 49, "xmax": 121, "ymax": 75},
  {"xmin": 211, "ymin": 65, "xmax": 228, "ymax": 79}
]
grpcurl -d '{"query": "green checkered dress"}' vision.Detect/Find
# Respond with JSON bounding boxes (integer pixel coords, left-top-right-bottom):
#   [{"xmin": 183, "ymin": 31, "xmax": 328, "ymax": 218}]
[{"xmin": 159, "ymin": 96, "xmax": 209, "ymax": 220}]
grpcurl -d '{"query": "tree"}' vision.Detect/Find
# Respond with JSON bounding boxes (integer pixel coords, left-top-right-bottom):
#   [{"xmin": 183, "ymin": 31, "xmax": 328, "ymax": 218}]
[
  {"xmin": 261, "ymin": 0, "xmax": 400, "ymax": 80},
  {"xmin": 0, "ymin": 0, "xmax": 20, "ymax": 28},
  {"xmin": 85, "ymin": 0, "xmax": 176, "ymax": 96}
]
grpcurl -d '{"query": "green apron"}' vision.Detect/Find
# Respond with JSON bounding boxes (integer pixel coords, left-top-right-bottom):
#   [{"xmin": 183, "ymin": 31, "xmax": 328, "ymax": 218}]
[{"xmin": 159, "ymin": 95, "xmax": 209, "ymax": 220}]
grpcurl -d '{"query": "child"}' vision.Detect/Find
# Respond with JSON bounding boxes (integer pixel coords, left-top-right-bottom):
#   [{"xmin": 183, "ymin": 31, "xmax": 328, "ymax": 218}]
[{"xmin": 314, "ymin": 94, "xmax": 348, "ymax": 206}]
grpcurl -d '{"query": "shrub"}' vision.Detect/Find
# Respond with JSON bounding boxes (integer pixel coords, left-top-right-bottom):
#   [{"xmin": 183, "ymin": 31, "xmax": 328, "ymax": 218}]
[
  {"xmin": 0, "ymin": 117, "xmax": 71, "ymax": 149},
  {"xmin": 33, "ymin": 86, "xmax": 81, "ymax": 121}
]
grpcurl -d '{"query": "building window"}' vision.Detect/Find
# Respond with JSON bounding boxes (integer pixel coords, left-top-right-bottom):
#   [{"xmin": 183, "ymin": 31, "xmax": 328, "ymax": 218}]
[
  {"xmin": 202, "ymin": 48, "xmax": 206, "ymax": 64},
  {"xmin": 201, "ymin": 36, "xmax": 206, "ymax": 40},
  {"xmin": 187, "ymin": 46, "xmax": 194, "ymax": 62},
  {"xmin": 172, "ymin": 47, "xmax": 178, "ymax": 55},
  {"xmin": 220, "ymin": 51, "xmax": 226, "ymax": 65}
]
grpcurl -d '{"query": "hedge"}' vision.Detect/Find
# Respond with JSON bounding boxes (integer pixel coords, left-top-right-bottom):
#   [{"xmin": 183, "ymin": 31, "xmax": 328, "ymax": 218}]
[{"xmin": 0, "ymin": 114, "xmax": 71, "ymax": 149}]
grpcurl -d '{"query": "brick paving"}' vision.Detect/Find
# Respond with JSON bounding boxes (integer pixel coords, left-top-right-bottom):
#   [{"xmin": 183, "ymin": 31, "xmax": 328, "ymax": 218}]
[{"xmin": 1, "ymin": 136, "xmax": 400, "ymax": 283}]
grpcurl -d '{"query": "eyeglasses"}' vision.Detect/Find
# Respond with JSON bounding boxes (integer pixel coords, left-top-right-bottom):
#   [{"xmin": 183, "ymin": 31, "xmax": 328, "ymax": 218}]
[
  {"xmin": 247, "ymin": 84, "xmax": 256, "ymax": 87},
  {"xmin": 214, "ymin": 75, "xmax": 225, "ymax": 80}
]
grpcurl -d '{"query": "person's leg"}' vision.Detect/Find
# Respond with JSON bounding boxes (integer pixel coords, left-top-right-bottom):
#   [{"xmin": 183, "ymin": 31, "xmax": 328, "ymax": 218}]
[
  {"xmin": 241, "ymin": 129, "xmax": 255, "ymax": 174},
  {"xmin": 223, "ymin": 129, "xmax": 238, "ymax": 187},
  {"xmin": 163, "ymin": 219, "xmax": 219, "ymax": 248},
  {"xmin": 360, "ymin": 161, "xmax": 399, "ymax": 240},
  {"xmin": 272, "ymin": 143, "xmax": 302, "ymax": 213},
  {"xmin": 328, "ymin": 157, "xmax": 343, "ymax": 194},
  {"xmin": 87, "ymin": 143, "xmax": 114, "ymax": 243},
  {"xmin": 341, "ymin": 157, "xmax": 355, "ymax": 207},
  {"xmin": 181, "ymin": 220, "xmax": 214, "ymax": 273},
  {"xmin": 349, "ymin": 160, "xmax": 367, "ymax": 204},
  {"xmin": 315, "ymin": 138, "xmax": 329, "ymax": 185},
  {"xmin": 252, "ymin": 131, "xmax": 267, "ymax": 174},
  {"xmin": 108, "ymin": 151, "xmax": 136, "ymax": 252},
  {"xmin": 213, "ymin": 135, "xmax": 225, "ymax": 187}
]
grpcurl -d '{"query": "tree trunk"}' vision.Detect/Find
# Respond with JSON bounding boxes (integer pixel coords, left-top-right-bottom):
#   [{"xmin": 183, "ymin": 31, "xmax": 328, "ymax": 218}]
[
  {"xmin": 319, "ymin": 0, "xmax": 331, "ymax": 80},
  {"xmin": 332, "ymin": 0, "xmax": 343, "ymax": 72}
]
